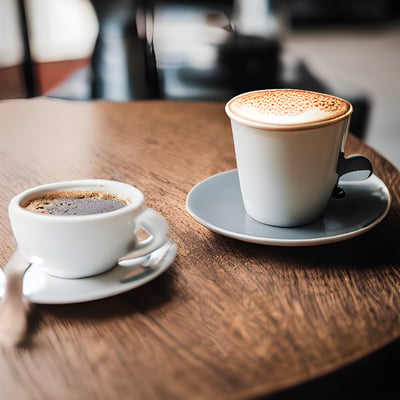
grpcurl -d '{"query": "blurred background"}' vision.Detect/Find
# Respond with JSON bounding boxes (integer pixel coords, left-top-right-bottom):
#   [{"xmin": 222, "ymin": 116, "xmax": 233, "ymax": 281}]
[{"xmin": 0, "ymin": 0, "xmax": 399, "ymax": 169}]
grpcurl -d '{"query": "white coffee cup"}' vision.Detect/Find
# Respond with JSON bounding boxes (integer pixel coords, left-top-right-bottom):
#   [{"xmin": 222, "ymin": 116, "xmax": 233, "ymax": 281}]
[
  {"xmin": 8, "ymin": 179, "xmax": 168, "ymax": 278},
  {"xmin": 225, "ymin": 89, "xmax": 372, "ymax": 227}
]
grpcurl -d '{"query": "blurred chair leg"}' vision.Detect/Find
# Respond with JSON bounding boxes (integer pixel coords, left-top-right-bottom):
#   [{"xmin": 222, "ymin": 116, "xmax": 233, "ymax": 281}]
[{"xmin": 17, "ymin": 0, "xmax": 39, "ymax": 97}]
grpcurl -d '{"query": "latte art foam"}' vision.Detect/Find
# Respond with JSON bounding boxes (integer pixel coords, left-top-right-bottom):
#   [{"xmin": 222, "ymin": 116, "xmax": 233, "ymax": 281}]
[{"xmin": 227, "ymin": 89, "xmax": 351, "ymax": 127}]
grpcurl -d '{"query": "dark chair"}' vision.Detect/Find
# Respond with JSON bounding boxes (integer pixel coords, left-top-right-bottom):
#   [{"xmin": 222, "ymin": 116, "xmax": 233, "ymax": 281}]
[{"xmin": 46, "ymin": 0, "xmax": 370, "ymax": 138}]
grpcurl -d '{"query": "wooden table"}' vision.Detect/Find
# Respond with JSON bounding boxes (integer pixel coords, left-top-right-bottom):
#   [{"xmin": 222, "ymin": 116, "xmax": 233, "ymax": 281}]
[{"xmin": 0, "ymin": 98, "xmax": 399, "ymax": 400}]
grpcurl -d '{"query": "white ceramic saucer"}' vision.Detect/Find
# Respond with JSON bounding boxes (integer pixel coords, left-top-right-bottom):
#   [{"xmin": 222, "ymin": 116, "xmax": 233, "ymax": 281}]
[
  {"xmin": 0, "ymin": 239, "xmax": 177, "ymax": 304},
  {"xmin": 186, "ymin": 170, "xmax": 391, "ymax": 246}
]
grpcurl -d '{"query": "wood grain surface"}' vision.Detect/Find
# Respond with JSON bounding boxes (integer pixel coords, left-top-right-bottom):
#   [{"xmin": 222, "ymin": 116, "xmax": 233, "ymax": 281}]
[{"xmin": 0, "ymin": 98, "xmax": 399, "ymax": 400}]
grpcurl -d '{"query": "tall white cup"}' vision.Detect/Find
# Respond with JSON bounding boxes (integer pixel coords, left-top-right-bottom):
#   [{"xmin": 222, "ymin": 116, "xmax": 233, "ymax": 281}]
[{"xmin": 225, "ymin": 89, "xmax": 372, "ymax": 227}]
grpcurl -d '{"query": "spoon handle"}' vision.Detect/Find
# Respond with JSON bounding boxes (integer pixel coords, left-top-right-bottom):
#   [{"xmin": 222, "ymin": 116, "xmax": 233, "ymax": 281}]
[{"xmin": 0, "ymin": 250, "xmax": 32, "ymax": 347}]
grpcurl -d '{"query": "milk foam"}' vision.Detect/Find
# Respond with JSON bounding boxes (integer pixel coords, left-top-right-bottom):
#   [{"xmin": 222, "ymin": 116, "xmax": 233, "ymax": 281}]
[{"xmin": 227, "ymin": 89, "xmax": 350, "ymax": 126}]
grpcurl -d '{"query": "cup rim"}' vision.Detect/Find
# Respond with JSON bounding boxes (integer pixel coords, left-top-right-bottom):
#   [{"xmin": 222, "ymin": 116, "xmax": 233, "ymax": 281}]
[
  {"xmin": 225, "ymin": 88, "xmax": 353, "ymax": 131},
  {"xmin": 9, "ymin": 179, "xmax": 144, "ymax": 221}
]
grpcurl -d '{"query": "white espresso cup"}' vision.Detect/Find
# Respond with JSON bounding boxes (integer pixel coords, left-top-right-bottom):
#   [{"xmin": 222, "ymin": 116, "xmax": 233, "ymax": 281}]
[
  {"xmin": 225, "ymin": 89, "xmax": 372, "ymax": 227},
  {"xmin": 8, "ymin": 179, "xmax": 168, "ymax": 278}
]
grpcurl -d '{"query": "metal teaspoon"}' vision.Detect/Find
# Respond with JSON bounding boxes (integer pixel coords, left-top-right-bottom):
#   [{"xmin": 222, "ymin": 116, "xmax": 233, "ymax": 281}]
[{"xmin": 0, "ymin": 250, "xmax": 32, "ymax": 347}]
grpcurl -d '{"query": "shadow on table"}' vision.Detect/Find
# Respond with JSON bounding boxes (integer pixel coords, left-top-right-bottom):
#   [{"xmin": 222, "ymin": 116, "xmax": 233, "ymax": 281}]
[
  {"xmin": 26, "ymin": 260, "xmax": 179, "ymax": 345},
  {"xmin": 251, "ymin": 215, "xmax": 400, "ymax": 399},
  {"xmin": 210, "ymin": 207, "xmax": 400, "ymax": 399},
  {"xmin": 261, "ymin": 337, "xmax": 400, "ymax": 400}
]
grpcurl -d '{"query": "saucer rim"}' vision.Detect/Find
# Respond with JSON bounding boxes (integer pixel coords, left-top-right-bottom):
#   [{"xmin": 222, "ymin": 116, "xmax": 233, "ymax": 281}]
[
  {"xmin": 0, "ymin": 238, "xmax": 177, "ymax": 304},
  {"xmin": 186, "ymin": 170, "xmax": 391, "ymax": 247}
]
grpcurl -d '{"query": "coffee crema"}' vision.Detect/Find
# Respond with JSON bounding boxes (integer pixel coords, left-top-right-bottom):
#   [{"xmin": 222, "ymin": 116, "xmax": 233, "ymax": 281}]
[
  {"xmin": 226, "ymin": 89, "xmax": 351, "ymax": 126},
  {"xmin": 23, "ymin": 190, "xmax": 129, "ymax": 216}
]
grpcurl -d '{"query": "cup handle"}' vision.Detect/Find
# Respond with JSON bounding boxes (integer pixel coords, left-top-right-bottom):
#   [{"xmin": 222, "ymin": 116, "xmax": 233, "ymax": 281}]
[
  {"xmin": 336, "ymin": 152, "xmax": 373, "ymax": 178},
  {"xmin": 119, "ymin": 208, "xmax": 169, "ymax": 262},
  {"xmin": 333, "ymin": 152, "xmax": 373, "ymax": 199}
]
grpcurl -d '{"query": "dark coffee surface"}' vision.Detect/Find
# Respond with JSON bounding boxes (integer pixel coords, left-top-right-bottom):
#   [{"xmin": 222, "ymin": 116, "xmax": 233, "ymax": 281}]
[{"xmin": 23, "ymin": 190, "xmax": 128, "ymax": 215}]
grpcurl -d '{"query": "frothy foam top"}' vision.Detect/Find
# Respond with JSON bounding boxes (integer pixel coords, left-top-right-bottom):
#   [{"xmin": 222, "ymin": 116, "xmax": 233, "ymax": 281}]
[{"xmin": 226, "ymin": 89, "xmax": 351, "ymax": 127}]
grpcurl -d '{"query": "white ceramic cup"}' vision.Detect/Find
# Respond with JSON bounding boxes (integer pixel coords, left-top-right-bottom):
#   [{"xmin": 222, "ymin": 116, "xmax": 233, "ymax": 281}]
[
  {"xmin": 225, "ymin": 89, "xmax": 372, "ymax": 227},
  {"xmin": 8, "ymin": 179, "xmax": 168, "ymax": 278}
]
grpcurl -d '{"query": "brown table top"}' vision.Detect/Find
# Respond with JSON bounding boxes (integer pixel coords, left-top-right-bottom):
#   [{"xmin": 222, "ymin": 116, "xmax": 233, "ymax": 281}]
[{"xmin": 0, "ymin": 98, "xmax": 399, "ymax": 400}]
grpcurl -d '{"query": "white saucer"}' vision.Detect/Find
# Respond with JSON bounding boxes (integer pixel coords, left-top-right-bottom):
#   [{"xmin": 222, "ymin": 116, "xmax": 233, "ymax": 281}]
[
  {"xmin": 186, "ymin": 170, "xmax": 391, "ymax": 246},
  {"xmin": 0, "ymin": 239, "xmax": 177, "ymax": 304}
]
